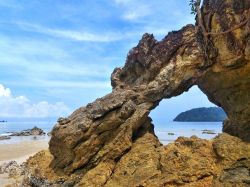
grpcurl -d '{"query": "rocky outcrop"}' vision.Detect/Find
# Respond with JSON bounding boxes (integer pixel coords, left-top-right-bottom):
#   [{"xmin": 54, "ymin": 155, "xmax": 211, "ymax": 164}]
[
  {"xmin": 0, "ymin": 161, "xmax": 23, "ymax": 178},
  {"xmin": 19, "ymin": 0, "xmax": 250, "ymax": 186},
  {"xmin": 0, "ymin": 126, "xmax": 45, "ymax": 141},
  {"xmin": 21, "ymin": 133, "xmax": 250, "ymax": 186},
  {"xmin": 10, "ymin": 126, "xmax": 45, "ymax": 136},
  {"xmin": 196, "ymin": 0, "xmax": 250, "ymax": 142},
  {"xmin": 0, "ymin": 136, "xmax": 11, "ymax": 140}
]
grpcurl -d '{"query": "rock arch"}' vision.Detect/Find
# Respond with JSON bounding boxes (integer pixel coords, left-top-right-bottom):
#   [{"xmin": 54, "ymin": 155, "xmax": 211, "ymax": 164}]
[
  {"xmin": 50, "ymin": 24, "xmax": 206, "ymax": 174},
  {"xmin": 24, "ymin": 0, "xmax": 250, "ymax": 186}
]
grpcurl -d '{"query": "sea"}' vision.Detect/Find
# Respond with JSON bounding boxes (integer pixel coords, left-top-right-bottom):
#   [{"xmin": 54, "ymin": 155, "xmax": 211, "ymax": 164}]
[
  {"xmin": 0, "ymin": 121, "xmax": 222, "ymax": 145},
  {"xmin": 154, "ymin": 121, "xmax": 222, "ymax": 144},
  {"xmin": 0, "ymin": 121, "xmax": 53, "ymax": 144}
]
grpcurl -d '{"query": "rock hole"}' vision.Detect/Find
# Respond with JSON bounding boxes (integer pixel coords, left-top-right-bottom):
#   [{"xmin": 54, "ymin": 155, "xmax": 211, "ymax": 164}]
[{"xmin": 149, "ymin": 86, "xmax": 226, "ymax": 144}]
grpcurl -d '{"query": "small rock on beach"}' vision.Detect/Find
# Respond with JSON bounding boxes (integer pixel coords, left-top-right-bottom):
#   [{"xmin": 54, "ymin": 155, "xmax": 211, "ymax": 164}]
[{"xmin": 10, "ymin": 126, "xmax": 45, "ymax": 136}]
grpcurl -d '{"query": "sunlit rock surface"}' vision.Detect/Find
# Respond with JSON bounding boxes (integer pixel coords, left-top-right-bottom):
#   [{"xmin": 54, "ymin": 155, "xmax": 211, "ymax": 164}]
[
  {"xmin": 19, "ymin": 0, "xmax": 250, "ymax": 186},
  {"xmin": 23, "ymin": 134, "xmax": 250, "ymax": 186}
]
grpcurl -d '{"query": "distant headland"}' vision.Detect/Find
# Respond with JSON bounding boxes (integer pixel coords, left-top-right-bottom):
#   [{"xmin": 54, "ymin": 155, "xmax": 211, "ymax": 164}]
[
  {"xmin": 173, "ymin": 107, "xmax": 227, "ymax": 122},
  {"xmin": 0, "ymin": 120, "xmax": 7, "ymax": 123}
]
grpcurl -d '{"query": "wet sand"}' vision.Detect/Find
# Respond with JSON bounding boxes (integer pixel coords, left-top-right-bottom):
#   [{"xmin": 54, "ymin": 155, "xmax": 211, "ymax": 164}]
[
  {"xmin": 0, "ymin": 140, "xmax": 49, "ymax": 186},
  {"xmin": 0, "ymin": 173, "xmax": 15, "ymax": 187},
  {"xmin": 0, "ymin": 140, "xmax": 49, "ymax": 164}
]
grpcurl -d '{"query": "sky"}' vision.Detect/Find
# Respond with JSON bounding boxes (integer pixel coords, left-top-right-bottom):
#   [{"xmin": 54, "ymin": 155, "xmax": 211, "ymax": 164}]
[{"xmin": 0, "ymin": 0, "xmax": 215, "ymax": 121}]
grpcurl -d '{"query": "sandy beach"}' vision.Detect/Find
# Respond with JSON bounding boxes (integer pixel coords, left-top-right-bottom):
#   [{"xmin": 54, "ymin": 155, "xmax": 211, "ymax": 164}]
[
  {"xmin": 0, "ymin": 140, "xmax": 49, "ymax": 186},
  {"xmin": 0, "ymin": 140, "xmax": 49, "ymax": 164}
]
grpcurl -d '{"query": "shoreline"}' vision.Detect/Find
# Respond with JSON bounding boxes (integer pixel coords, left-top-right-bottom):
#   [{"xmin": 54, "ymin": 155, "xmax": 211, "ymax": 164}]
[
  {"xmin": 0, "ymin": 139, "xmax": 49, "ymax": 164},
  {"xmin": 0, "ymin": 139, "xmax": 49, "ymax": 186}
]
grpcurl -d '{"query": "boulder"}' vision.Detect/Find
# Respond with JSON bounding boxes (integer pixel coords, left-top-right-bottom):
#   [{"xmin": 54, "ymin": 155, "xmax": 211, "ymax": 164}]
[
  {"xmin": 0, "ymin": 136, "xmax": 11, "ymax": 140},
  {"xmin": 10, "ymin": 127, "xmax": 45, "ymax": 136}
]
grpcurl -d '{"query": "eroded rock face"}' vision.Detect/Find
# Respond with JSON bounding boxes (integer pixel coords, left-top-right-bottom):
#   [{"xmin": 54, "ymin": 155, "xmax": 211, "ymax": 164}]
[
  {"xmin": 49, "ymin": 24, "xmax": 207, "ymax": 176},
  {"xmin": 197, "ymin": 0, "xmax": 250, "ymax": 141},
  {"xmin": 21, "ymin": 0, "xmax": 250, "ymax": 186},
  {"xmin": 23, "ymin": 133, "xmax": 250, "ymax": 187}
]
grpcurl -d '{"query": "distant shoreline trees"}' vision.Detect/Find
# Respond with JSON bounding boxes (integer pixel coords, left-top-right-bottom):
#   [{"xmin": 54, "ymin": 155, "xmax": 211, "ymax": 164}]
[{"xmin": 174, "ymin": 107, "xmax": 227, "ymax": 122}]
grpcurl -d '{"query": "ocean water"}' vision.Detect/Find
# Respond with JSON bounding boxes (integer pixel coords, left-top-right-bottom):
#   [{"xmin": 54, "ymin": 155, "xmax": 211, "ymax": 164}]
[
  {"xmin": 0, "ymin": 121, "xmax": 55, "ymax": 134},
  {"xmin": 0, "ymin": 121, "xmax": 55, "ymax": 144},
  {"xmin": 154, "ymin": 121, "xmax": 222, "ymax": 144},
  {"xmin": 0, "ymin": 121, "xmax": 222, "ymax": 145}
]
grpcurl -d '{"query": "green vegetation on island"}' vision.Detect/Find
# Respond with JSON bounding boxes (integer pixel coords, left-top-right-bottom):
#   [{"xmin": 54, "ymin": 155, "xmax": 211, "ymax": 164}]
[
  {"xmin": 174, "ymin": 107, "xmax": 227, "ymax": 122},
  {"xmin": 167, "ymin": 132, "xmax": 175, "ymax": 136}
]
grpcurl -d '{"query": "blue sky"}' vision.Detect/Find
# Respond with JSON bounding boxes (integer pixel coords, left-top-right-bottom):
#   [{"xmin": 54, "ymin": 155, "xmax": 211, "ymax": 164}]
[{"xmin": 0, "ymin": 0, "xmax": 215, "ymax": 120}]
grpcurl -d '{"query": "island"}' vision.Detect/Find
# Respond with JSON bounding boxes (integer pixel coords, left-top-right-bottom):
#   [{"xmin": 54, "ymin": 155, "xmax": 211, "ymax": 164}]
[
  {"xmin": 0, "ymin": 120, "xmax": 7, "ymax": 123},
  {"xmin": 173, "ymin": 107, "xmax": 227, "ymax": 122}
]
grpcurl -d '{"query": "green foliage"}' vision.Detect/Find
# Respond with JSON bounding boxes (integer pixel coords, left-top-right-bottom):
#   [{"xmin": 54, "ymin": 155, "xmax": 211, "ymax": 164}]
[
  {"xmin": 173, "ymin": 107, "xmax": 227, "ymax": 122},
  {"xmin": 168, "ymin": 132, "xmax": 175, "ymax": 136},
  {"xmin": 189, "ymin": 0, "xmax": 201, "ymax": 15}
]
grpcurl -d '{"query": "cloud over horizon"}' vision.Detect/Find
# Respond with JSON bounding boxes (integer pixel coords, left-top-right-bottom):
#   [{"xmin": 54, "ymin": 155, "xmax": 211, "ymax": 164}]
[
  {"xmin": 0, "ymin": 84, "xmax": 70, "ymax": 118},
  {"xmin": 0, "ymin": 0, "xmax": 212, "ymax": 121}
]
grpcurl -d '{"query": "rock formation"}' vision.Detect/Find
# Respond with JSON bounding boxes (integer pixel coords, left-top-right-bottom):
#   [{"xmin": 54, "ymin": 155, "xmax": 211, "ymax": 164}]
[
  {"xmin": 10, "ymin": 126, "xmax": 45, "ymax": 136},
  {"xmin": 18, "ymin": 0, "xmax": 250, "ymax": 186},
  {"xmin": 0, "ymin": 136, "xmax": 11, "ymax": 140},
  {"xmin": 0, "ymin": 161, "xmax": 23, "ymax": 178}
]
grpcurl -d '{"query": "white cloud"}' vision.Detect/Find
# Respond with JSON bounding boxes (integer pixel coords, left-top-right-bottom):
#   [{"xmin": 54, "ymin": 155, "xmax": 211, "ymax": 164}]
[
  {"xmin": 122, "ymin": 3, "xmax": 150, "ymax": 21},
  {"xmin": 114, "ymin": 0, "xmax": 133, "ymax": 5},
  {"xmin": 0, "ymin": 84, "xmax": 11, "ymax": 97},
  {"xmin": 37, "ymin": 80, "xmax": 111, "ymax": 89},
  {"xmin": 122, "ymin": 11, "xmax": 147, "ymax": 21},
  {"xmin": 15, "ymin": 22, "xmax": 123, "ymax": 42},
  {"xmin": 0, "ymin": 34, "xmax": 116, "ymax": 79},
  {"xmin": 114, "ymin": 0, "xmax": 151, "ymax": 21},
  {"xmin": 0, "ymin": 84, "xmax": 70, "ymax": 118},
  {"xmin": 0, "ymin": 33, "xmax": 114, "ymax": 92}
]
